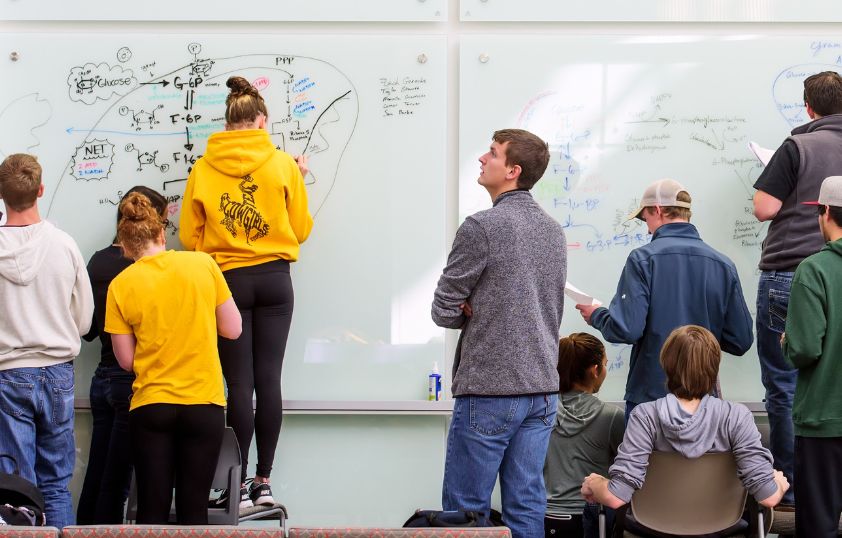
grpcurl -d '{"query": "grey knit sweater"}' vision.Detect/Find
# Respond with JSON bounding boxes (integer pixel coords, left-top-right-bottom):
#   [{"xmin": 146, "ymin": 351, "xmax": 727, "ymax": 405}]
[{"xmin": 432, "ymin": 189, "xmax": 567, "ymax": 396}]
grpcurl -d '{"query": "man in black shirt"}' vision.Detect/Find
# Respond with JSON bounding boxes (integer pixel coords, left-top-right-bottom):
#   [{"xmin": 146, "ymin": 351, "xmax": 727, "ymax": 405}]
[{"xmin": 753, "ymin": 70, "xmax": 842, "ymax": 510}]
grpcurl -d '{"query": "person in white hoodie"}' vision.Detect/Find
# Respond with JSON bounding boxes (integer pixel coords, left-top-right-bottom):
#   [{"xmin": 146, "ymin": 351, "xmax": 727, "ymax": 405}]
[
  {"xmin": 581, "ymin": 325, "xmax": 789, "ymax": 535},
  {"xmin": 0, "ymin": 153, "xmax": 93, "ymax": 528}
]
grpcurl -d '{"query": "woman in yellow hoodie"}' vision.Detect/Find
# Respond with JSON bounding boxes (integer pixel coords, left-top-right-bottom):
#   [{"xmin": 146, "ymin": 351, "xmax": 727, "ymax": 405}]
[{"xmin": 179, "ymin": 75, "xmax": 313, "ymax": 509}]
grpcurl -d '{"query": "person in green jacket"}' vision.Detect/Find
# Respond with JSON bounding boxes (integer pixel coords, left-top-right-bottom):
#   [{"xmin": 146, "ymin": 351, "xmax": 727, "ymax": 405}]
[{"xmin": 783, "ymin": 174, "xmax": 842, "ymax": 538}]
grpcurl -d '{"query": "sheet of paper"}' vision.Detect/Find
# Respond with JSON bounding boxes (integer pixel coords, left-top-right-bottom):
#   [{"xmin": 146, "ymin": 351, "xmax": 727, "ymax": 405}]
[
  {"xmin": 565, "ymin": 281, "xmax": 602, "ymax": 306},
  {"xmin": 748, "ymin": 141, "xmax": 775, "ymax": 166}
]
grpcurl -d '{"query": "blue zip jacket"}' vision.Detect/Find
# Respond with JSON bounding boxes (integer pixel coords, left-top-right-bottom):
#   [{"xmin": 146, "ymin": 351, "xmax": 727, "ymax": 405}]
[{"xmin": 590, "ymin": 222, "xmax": 753, "ymax": 404}]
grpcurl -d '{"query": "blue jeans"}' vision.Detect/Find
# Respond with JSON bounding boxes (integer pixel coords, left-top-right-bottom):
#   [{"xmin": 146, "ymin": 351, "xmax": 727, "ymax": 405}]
[
  {"xmin": 77, "ymin": 364, "xmax": 134, "ymax": 524},
  {"xmin": 757, "ymin": 271, "xmax": 796, "ymax": 505},
  {"xmin": 443, "ymin": 394, "xmax": 558, "ymax": 538},
  {"xmin": 0, "ymin": 362, "xmax": 75, "ymax": 528}
]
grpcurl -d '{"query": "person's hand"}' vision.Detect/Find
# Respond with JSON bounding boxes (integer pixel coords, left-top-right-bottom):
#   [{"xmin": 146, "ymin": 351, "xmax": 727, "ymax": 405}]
[
  {"xmin": 581, "ymin": 473, "xmax": 603, "ymax": 503},
  {"xmin": 779, "ymin": 332, "xmax": 786, "ymax": 346},
  {"xmin": 460, "ymin": 301, "xmax": 473, "ymax": 318},
  {"xmin": 773, "ymin": 470, "xmax": 790, "ymax": 494},
  {"xmin": 576, "ymin": 303, "xmax": 599, "ymax": 325},
  {"xmin": 295, "ymin": 154, "xmax": 309, "ymax": 177}
]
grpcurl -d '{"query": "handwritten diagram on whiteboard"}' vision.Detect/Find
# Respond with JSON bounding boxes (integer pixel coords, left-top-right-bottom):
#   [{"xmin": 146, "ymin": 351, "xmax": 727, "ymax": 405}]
[
  {"xmin": 0, "ymin": 34, "xmax": 447, "ymax": 401},
  {"xmin": 461, "ymin": 34, "xmax": 842, "ymax": 402}
]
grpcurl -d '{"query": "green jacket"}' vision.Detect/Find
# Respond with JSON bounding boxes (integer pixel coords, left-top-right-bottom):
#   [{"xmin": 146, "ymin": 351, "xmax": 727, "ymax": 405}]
[{"xmin": 783, "ymin": 238, "xmax": 842, "ymax": 437}]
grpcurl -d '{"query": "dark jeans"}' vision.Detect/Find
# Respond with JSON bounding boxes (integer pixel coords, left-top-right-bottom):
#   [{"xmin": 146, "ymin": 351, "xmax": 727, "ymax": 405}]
[
  {"xmin": 129, "ymin": 403, "xmax": 224, "ymax": 524},
  {"xmin": 77, "ymin": 365, "xmax": 134, "ymax": 524},
  {"xmin": 795, "ymin": 436, "xmax": 842, "ymax": 537},
  {"xmin": 756, "ymin": 270, "xmax": 796, "ymax": 505},
  {"xmin": 218, "ymin": 259, "xmax": 293, "ymax": 483}
]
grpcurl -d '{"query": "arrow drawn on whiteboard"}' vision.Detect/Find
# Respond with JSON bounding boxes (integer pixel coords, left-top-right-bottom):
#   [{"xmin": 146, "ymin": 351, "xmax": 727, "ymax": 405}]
[
  {"xmin": 561, "ymin": 214, "xmax": 602, "ymax": 239},
  {"xmin": 65, "ymin": 127, "xmax": 185, "ymax": 137},
  {"xmin": 625, "ymin": 117, "xmax": 671, "ymax": 127}
]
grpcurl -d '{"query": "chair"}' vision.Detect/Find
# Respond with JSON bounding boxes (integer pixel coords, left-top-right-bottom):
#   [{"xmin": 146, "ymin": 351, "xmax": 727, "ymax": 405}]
[
  {"xmin": 603, "ymin": 451, "xmax": 769, "ymax": 538},
  {"xmin": 125, "ymin": 427, "xmax": 288, "ymax": 532}
]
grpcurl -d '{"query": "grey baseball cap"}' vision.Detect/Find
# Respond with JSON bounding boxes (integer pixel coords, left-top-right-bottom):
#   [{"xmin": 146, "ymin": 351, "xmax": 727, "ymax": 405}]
[{"xmin": 803, "ymin": 176, "xmax": 842, "ymax": 207}]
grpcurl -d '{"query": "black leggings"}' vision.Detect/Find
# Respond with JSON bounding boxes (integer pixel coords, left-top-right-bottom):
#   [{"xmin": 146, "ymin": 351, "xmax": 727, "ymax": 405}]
[
  {"xmin": 218, "ymin": 259, "xmax": 293, "ymax": 483},
  {"xmin": 129, "ymin": 403, "xmax": 224, "ymax": 524}
]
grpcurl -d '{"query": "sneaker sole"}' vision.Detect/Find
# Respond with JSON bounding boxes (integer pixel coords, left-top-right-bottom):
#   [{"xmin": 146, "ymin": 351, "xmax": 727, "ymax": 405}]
[
  {"xmin": 252, "ymin": 494, "xmax": 275, "ymax": 506},
  {"xmin": 240, "ymin": 499, "xmax": 254, "ymax": 510}
]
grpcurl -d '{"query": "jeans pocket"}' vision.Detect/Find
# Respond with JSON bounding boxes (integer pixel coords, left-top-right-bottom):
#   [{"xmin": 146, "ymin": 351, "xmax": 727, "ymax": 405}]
[
  {"xmin": 51, "ymin": 385, "xmax": 75, "ymax": 426},
  {"xmin": 0, "ymin": 379, "xmax": 33, "ymax": 417},
  {"xmin": 768, "ymin": 288, "xmax": 790, "ymax": 333},
  {"xmin": 469, "ymin": 396, "xmax": 517, "ymax": 436}
]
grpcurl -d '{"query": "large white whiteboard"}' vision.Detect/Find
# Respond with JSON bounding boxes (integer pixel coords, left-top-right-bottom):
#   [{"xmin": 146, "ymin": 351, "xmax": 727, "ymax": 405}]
[
  {"xmin": 0, "ymin": 33, "xmax": 447, "ymax": 401},
  {"xmin": 1, "ymin": 0, "xmax": 446, "ymax": 21},
  {"xmin": 461, "ymin": 34, "xmax": 842, "ymax": 402},
  {"xmin": 461, "ymin": 0, "xmax": 842, "ymax": 22}
]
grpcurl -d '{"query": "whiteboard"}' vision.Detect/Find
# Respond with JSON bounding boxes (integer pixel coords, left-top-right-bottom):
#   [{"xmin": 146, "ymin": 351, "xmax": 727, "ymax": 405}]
[
  {"xmin": 460, "ymin": 34, "xmax": 842, "ymax": 402},
  {"xmin": 461, "ymin": 0, "xmax": 842, "ymax": 22},
  {"xmin": 1, "ymin": 0, "xmax": 446, "ymax": 21},
  {"xmin": 0, "ymin": 33, "xmax": 447, "ymax": 401}
]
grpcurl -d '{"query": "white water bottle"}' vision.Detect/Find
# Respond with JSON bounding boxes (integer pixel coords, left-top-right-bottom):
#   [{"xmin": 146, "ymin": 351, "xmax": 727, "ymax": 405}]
[{"xmin": 428, "ymin": 362, "xmax": 442, "ymax": 401}]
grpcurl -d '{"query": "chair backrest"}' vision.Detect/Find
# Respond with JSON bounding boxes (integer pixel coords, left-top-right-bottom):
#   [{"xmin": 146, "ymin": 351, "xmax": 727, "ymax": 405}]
[
  {"xmin": 213, "ymin": 427, "xmax": 241, "ymax": 489},
  {"xmin": 630, "ymin": 451, "xmax": 747, "ymax": 535}
]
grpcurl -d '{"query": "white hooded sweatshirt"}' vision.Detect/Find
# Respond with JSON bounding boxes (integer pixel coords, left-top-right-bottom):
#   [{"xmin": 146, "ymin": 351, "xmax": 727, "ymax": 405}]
[{"xmin": 0, "ymin": 220, "xmax": 93, "ymax": 370}]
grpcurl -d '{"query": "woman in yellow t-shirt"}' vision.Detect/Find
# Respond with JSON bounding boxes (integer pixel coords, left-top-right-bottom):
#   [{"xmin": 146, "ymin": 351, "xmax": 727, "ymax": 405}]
[
  {"xmin": 179, "ymin": 75, "xmax": 313, "ymax": 509},
  {"xmin": 105, "ymin": 192, "xmax": 242, "ymax": 525}
]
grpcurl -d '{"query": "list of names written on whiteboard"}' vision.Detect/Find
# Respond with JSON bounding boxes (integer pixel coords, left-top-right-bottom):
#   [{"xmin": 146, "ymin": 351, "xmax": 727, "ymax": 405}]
[{"xmin": 380, "ymin": 76, "xmax": 428, "ymax": 118}]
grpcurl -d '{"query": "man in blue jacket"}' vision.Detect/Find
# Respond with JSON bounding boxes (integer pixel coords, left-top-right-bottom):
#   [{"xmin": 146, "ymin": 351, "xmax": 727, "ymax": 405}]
[{"xmin": 576, "ymin": 178, "xmax": 753, "ymax": 420}]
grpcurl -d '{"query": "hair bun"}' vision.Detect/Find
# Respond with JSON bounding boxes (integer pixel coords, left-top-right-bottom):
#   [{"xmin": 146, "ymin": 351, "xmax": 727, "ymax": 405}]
[
  {"xmin": 121, "ymin": 192, "xmax": 155, "ymax": 221},
  {"xmin": 226, "ymin": 76, "xmax": 256, "ymax": 97}
]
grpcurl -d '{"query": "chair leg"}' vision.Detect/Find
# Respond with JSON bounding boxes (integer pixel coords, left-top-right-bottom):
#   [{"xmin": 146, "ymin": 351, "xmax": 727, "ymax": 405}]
[{"xmin": 598, "ymin": 504, "xmax": 606, "ymax": 538}]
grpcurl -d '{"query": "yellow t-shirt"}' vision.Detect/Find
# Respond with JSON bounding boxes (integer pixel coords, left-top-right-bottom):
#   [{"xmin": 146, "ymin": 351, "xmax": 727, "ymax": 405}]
[{"xmin": 105, "ymin": 250, "xmax": 231, "ymax": 411}]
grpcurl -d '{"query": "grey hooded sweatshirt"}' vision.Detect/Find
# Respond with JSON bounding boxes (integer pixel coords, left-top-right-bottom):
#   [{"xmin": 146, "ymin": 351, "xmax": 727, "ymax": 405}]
[
  {"xmin": 544, "ymin": 391, "xmax": 625, "ymax": 514},
  {"xmin": 607, "ymin": 394, "xmax": 778, "ymax": 504},
  {"xmin": 0, "ymin": 220, "xmax": 93, "ymax": 369}
]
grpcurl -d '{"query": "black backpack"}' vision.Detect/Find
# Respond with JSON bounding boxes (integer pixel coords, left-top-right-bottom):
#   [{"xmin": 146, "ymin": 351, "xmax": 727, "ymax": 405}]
[
  {"xmin": 403, "ymin": 509, "xmax": 505, "ymax": 528},
  {"xmin": 0, "ymin": 455, "xmax": 45, "ymax": 526}
]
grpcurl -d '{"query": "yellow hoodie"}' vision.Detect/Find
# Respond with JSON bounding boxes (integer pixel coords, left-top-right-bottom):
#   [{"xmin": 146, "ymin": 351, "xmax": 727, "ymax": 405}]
[{"xmin": 179, "ymin": 129, "xmax": 314, "ymax": 271}]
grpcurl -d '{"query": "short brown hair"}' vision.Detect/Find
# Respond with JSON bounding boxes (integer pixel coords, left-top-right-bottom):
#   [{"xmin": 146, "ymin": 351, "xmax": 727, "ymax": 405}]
[
  {"xmin": 659, "ymin": 325, "xmax": 720, "ymax": 399},
  {"xmin": 558, "ymin": 333, "xmax": 605, "ymax": 393},
  {"xmin": 225, "ymin": 76, "xmax": 269, "ymax": 126},
  {"xmin": 492, "ymin": 129, "xmax": 550, "ymax": 190},
  {"xmin": 117, "ymin": 192, "xmax": 165, "ymax": 260},
  {"xmin": 661, "ymin": 190, "xmax": 692, "ymax": 221},
  {"xmin": 0, "ymin": 154, "xmax": 42, "ymax": 211},
  {"xmin": 804, "ymin": 71, "xmax": 842, "ymax": 116}
]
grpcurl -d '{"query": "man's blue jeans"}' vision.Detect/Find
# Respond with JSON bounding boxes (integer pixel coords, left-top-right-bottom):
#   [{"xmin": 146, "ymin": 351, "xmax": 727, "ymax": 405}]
[
  {"xmin": 757, "ymin": 271, "xmax": 796, "ymax": 505},
  {"xmin": 0, "ymin": 362, "xmax": 76, "ymax": 528},
  {"xmin": 443, "ymin": 394, "xmax": 558, "ymax": 538}
]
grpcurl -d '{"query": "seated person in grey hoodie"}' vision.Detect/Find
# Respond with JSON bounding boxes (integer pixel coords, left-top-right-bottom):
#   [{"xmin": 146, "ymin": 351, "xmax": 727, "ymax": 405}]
[
  {"xmin": 581, "ymin": 325, "xmax": 789, "ymax": 516},
  {"xmin": 544, "ymin": 333, "xmax": 625, "ymax": 538}
]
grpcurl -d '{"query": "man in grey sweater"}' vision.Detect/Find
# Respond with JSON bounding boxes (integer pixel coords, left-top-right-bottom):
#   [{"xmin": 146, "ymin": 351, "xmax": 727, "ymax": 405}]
[{"xmin": 432, "ymin": 129, "xmax": 567, "ymax": 538}]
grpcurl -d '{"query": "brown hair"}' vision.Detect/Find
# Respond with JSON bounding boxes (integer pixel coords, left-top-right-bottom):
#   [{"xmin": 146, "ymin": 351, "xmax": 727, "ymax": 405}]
[
  {"xmin": 0, "ymin": 154, "xmax": 42, "ymax": 211},
  {"xmin": 661, "ymin": 190, "xmax": 692, "ymax": 221},
  {"xmin": 804, "ymin": 71, "xmax": 842, "ymax": 116},
  {"xmin": 558, "ymin": 333, "xmax": 605, "ymax": 393},
  {"xmin": 225, "ymin": 76, "xmax": 268, "ymax": 126},
  {"xmin": 659, "ymin": 325, "xmax": 720, "ymax": 400},
  {"xmin": 117, "ymin": 192, "xmax": 165, "ymax": 260},
  {"xmin": 492, "ymin": 129, "xmax": 550, "ymax": 190}
]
